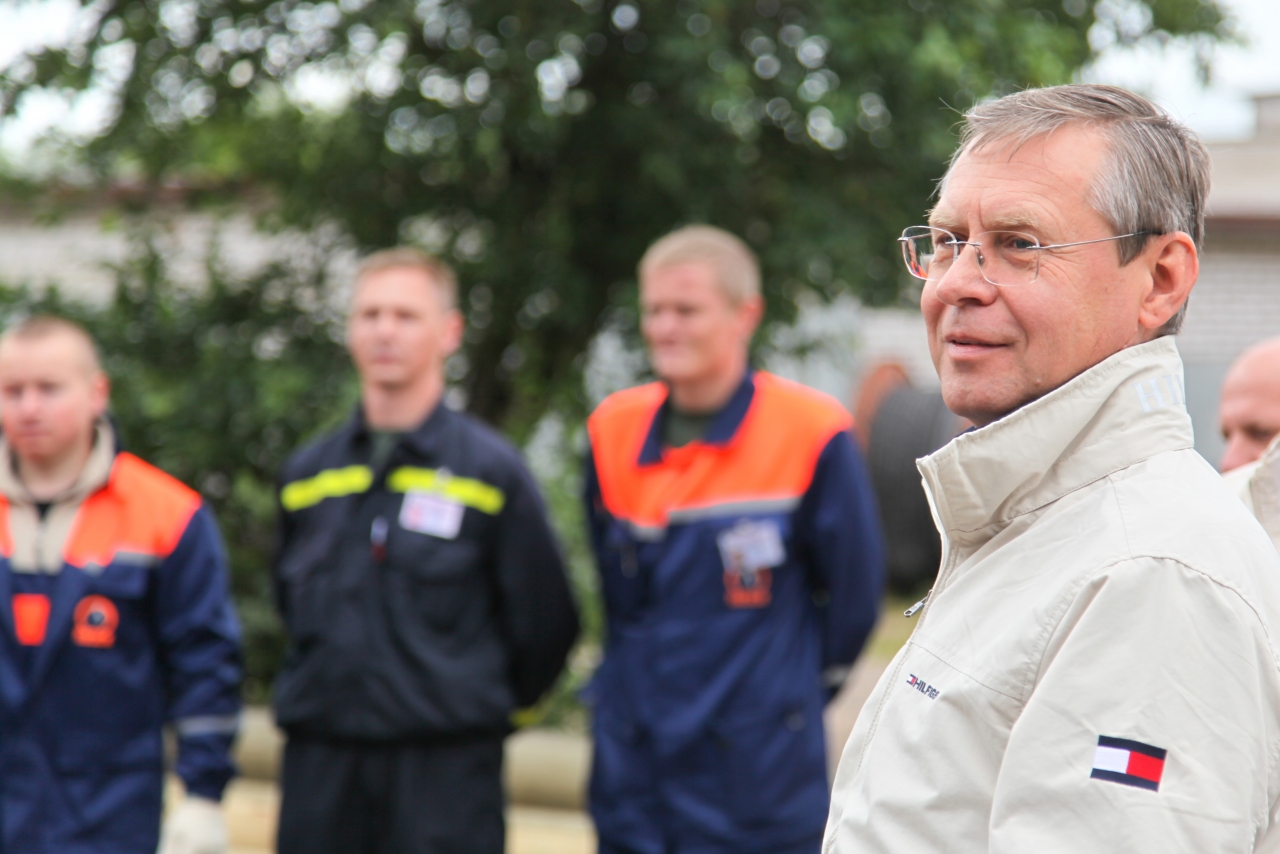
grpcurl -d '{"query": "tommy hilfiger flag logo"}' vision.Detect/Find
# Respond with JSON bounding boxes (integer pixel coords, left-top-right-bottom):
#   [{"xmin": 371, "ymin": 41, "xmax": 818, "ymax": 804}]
[{"xmin": 1090, "ymin": 735, "xmax": 1167, "ymax": 792}]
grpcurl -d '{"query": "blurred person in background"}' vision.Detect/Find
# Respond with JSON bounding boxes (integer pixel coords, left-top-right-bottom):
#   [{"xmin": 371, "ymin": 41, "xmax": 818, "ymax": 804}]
[
  {"xmin": 272, "ymin": 248, "xmax": 579, "ymax": 854},
  {"xmin": 825, "ymin": 84, "xmax": 1280, "ymax": 853},
  {"xmin": 0, "ymin": 316, "xmax": 242, "ymax": 854},
  {"xmin": 1220, "ymin": 337, "xmax": 1280, "ymax": 550},
  {"xmin": 584, "ymin": 225, "xmax": 884, "ymax": 854}
]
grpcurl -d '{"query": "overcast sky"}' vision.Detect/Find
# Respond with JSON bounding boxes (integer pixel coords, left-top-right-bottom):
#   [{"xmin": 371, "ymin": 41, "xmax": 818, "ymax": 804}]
[
  {"xmin": 0, "ymin": 0, "xmax": 1276, "ymax": 158},
  {"xmin": 1088, "ymin": 0, "xmax": 1280, "ymax": 141}
]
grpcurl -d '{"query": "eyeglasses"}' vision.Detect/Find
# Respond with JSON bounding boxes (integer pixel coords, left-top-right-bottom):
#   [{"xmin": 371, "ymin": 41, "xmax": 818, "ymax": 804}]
[{"xmin": 898, "ymin": 225, "xmax": 1158, "ymax": 287}]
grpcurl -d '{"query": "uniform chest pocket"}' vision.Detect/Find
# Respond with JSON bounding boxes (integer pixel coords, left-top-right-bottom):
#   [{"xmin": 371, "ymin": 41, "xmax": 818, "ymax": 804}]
[
  {"xmin": 390, "ymin": 531, "xmax": 486, "ymax": 633},
  {"xmin": 86, "ymin": 564, "xmax": 150, "ymax": 600}
]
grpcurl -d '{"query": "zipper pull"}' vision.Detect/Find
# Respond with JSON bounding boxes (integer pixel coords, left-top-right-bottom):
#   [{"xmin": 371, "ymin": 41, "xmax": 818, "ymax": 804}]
[{"xmin": 904, "ymin": 590, "xmax": 932, "ymax": 618}]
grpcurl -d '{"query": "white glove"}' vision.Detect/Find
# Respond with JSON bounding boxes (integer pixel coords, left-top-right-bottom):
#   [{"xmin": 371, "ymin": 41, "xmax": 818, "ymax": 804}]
[{"xmin": 158, "ymin": 796, "xmax": 228, "ymax": 854}]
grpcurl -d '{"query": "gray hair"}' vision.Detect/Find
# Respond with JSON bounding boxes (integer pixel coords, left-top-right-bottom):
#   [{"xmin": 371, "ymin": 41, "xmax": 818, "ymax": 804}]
[{"xmin": 944, "ymin": 84, "xmax": 1210, "ymax": 335}]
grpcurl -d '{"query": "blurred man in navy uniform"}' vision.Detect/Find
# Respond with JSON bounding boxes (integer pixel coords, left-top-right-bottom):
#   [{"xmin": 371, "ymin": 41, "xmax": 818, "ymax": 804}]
[
  {"xmin": 0, "ymin": 316, "xmax": 242, "ymax": 854},
  {"xmin": 584, "ymin": 226, "xmax": 884, "ymax": 854},
  {"xmin": 273, "ymin": 248, "xmax": 579, "ymax": 854}
]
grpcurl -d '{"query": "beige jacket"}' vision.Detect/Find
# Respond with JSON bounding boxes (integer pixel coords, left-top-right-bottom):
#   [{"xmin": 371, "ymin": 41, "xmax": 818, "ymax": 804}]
[
  {"xmin": 824, "ymin": 337, "xmax": 1280, "ymax": 853},
  {"xmin": 1224, "ymin": 435, "xmax": 1280, "ymax": 554}
]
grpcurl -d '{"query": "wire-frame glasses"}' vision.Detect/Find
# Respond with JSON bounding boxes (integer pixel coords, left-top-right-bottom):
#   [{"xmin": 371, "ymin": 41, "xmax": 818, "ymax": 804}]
[{"xmin": 898, "ymin": 225, "xmax": 1157, "ymax": 287}]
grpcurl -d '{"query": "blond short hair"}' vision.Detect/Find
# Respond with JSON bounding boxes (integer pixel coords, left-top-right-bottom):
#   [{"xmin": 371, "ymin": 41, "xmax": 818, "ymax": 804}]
[
  {"xmin": 356, "ymin": 247, "xmax": 459, "ymax": 310},
  {"xmin": 638, "ymin": 225, "xmax": 761, "ymax": 305},
  {"xmin": 0, "ymin": 315, "xmax": 102, "ymax": 374}
]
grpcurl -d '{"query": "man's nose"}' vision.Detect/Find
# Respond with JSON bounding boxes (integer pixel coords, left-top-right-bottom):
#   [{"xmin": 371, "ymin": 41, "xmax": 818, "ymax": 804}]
[
  {"xmin": 931, "ymin": 244, "xmax": 999, "ymax": 307},
  {"xmin": 1221, "ymin": 433, "xmax": 1260, "ymax": 474}
]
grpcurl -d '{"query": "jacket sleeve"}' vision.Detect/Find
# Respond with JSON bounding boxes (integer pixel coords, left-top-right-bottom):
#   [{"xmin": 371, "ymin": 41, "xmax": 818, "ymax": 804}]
[
  {"xmin": 794, "ymin": 431, "xmax": 884, "ymax": 696},
  {"xmin": 493, "ymin": 456, "xmax": 580, "ymax": 708},
  {"xmin": 583, "ymin": 445, "xmax": 609, "ymax": 572},
  {"xmin": 272, "ymin": 478, "xmax": 294, "ymax": 621},
  {"xmin": 989, "ymin": 557, "xmax": 1280, "ymax": 853},
  {"xmin": 155, "ymin": 505, "xmax": 244, "ymax": 801}
]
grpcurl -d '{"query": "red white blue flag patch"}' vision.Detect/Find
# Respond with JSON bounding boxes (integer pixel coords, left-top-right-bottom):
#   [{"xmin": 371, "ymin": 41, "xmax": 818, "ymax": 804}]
[{"xmin": 1091, "ymin": 735, "xmax": 1166, "ymax": 792}]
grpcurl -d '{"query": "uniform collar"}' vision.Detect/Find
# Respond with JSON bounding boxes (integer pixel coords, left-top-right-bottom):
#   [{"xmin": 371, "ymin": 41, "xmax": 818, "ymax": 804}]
[
  {"xmin": 637, "ymin": 371, "xmax": 756, "ymax": 466},
  {"xmin": 349, "ymin": 399, "xmax": 451, "ymax": 457},
  {"xmin": 0, "ymin": 419, "xmax": 117, "ymax": 506},
  {"xmin": 918, "ymin": 337, "xmax": 1193, "ymax": 551}
]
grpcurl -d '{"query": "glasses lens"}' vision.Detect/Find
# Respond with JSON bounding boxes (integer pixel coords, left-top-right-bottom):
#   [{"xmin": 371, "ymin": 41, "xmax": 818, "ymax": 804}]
[
  {"xmin": 900, "ymin": 227, "xmax": 951, "ymax": 280},
  {"xmin": 978, "ymin": 231, "xmax": 1040, "ymax": 286}
]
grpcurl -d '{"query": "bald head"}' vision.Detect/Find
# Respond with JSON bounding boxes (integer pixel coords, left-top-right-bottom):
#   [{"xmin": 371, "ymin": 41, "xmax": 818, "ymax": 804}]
[
  {"xmin": 1220, "ymin": 337, "xmax": 1280, "ymax": 472},
  {"xmin": 0, "ymin": 316, "xmax": 109, "ymax": 469}
]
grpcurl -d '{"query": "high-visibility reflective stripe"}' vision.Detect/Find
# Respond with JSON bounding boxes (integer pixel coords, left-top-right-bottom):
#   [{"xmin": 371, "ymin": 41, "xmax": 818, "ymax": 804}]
[
  {"xmin": 280, "ymin": 466, "xmax": 374, "ymax": 511},
  {"xmin": 666, "ymin": 496, "xmax": 803, "ymax": 526},
  {"xmin": 174, "ymin": 714, "xmax": 241, "ymax": 737},
  {"xmin": 386, "ymin": 467, "xmax": 505, "ymax": 515},
  {"xmin": 616, "ymin": 496, "xmax": 803, "ymax": 541}
]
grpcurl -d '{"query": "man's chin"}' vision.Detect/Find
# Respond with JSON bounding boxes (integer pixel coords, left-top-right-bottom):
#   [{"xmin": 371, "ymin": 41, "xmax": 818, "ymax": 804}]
[
  {"xmin": 365, "ymin": 370, "xmax": 412, "ymax": 388},
  {"xmin": 939, "ymin": 378, "xmax": 1025, "ymax": 428},
  {"xmin": 650, "ymin": 360, "xmax": 699, "ymax": 386}
]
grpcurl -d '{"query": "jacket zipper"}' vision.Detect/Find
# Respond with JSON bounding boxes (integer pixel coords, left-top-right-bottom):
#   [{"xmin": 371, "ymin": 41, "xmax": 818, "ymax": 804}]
[
  {"xmin": 904, "ymin": 590, "xmax": 931, "ymax": 618},
  {"xmin": 34, "ymin": 506, "xmax": 47, "ymax": 572}
]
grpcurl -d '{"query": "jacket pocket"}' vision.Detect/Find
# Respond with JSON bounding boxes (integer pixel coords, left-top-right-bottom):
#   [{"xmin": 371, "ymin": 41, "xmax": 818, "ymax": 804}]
[
  {"xmin": 85, "ymin": 564, "xmax": 149, "ymax": 600},
  {"xmin": 392, "ymin": 531, "xmax": 484, "ymax": 634},
  {"xmin": 715, "ymin": 705, "xmax": 829, "ymax": 829}
]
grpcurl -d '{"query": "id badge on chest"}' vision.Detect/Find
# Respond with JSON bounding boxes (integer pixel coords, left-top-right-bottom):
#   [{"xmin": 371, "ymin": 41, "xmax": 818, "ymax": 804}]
[
  {"xmin": 717, "ymin": 519, "xmax": 785, "ymax": 608},
  {"xmin": 399, "ymin": 491, "xmax": 465, "ymax": 540}
]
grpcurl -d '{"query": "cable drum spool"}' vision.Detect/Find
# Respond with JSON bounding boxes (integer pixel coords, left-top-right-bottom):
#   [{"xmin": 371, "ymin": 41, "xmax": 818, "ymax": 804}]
[{"xmin": 866, "ymin": 386, "xmax": 964, "ymax": 593}]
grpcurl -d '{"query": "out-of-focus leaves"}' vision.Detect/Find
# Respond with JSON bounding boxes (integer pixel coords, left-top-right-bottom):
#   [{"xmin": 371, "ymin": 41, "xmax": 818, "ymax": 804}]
[{"xmin": 0, "ymin": 0, "xmax": 1231, "ymax": 436}]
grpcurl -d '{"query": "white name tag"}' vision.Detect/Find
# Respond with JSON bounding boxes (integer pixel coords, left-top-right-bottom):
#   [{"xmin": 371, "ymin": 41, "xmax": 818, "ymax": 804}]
[
  {"xmin": 399, "ymin": 492, "xmax": 465, "ymax": 540},
  {"xmin": 717, "ymin": 519, "xmax": 785, "ymax": 575}
]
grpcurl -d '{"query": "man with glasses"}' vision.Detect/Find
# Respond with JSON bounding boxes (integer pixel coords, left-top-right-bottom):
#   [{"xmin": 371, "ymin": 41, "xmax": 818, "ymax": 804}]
[{"xmin": 824, "ymin": 84, "xmax": 1280, "ymax": 852}]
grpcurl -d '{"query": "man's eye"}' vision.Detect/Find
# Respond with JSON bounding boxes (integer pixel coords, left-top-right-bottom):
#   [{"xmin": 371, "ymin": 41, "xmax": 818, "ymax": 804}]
[{"xmin": 1247, "ymin": 426, "xmax": 1278, "ymax": 444}]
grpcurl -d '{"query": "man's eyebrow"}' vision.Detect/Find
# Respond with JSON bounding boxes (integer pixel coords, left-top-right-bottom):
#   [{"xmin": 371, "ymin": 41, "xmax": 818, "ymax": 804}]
[
  {"xmin": 984, "ymin": 212, "xmax": 1047, "ymax": 233},
  {"xmin": 925, "ymin": 209, "xmax": 1049, "ymax": 234},
  {"xmin": 926, "ymin": 207, "xmax": 960, "ymax": 229}
]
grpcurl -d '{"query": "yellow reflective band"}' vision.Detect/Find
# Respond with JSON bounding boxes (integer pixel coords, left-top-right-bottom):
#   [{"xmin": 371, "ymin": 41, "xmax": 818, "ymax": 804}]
[
  {"xmin": 386, "ymin": 467, "xmax": 506, "ymax": 515},
  {"xmin": 280, "ymin": 465, "xmax": 374, "ymax": 511}
]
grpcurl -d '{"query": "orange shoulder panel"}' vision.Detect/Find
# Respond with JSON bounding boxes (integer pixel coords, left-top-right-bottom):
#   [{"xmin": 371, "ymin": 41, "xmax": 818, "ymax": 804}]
[
  {"xmin": 0, "ymin": 495, "xmax": 11, "ymax": 558},
  {"xmin": 64, "ymin": 453, "xmax": 203, "ymax": 570},
  {"xmin": 751, "ymin": 371, "xmax": 853, "ymax": 436},
  {"xmin": 586, "ymin": 381, "xmax": 667, "ymax": 478},
  {"xmin": 590, "ymin": 372, "xmax": 853, "ymax": 528}
]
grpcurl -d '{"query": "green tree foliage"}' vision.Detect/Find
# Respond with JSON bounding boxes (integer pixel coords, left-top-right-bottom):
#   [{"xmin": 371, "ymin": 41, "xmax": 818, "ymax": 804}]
[
  {"xmin": 3, "ymin": 0, "xmax": 1228, "ymax": 436},
  {"xmin": 0, "ymin": 240, "xmax": 355, "ymax": 699}
]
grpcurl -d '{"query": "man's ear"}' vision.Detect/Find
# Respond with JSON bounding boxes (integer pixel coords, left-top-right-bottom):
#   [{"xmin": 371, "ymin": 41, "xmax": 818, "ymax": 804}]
[
  {"xmin": 738, "ymin": 295, "xmax": 765, "ymax": 340},
  {"xmin": 90, "ymin": 372, "xmax": 111, "ymax": 420},
  {"xmin": 1137, "ymin": 231, "xmax": 1198, "ymax": 334},
  {"xmin": 441, "ymin": 309, "xmax": 465, "ymax": 359}
]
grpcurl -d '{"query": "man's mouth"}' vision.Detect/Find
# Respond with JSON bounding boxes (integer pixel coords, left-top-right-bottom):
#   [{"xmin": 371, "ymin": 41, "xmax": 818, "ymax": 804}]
[{"xmin": 945, "ymin": 336, "xmax": 1007, "ymax": 355}]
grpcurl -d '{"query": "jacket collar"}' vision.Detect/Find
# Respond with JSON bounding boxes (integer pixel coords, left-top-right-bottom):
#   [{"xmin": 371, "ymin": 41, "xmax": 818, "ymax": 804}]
[
  {"xmin": 347, "ymin": 399, "xmax": 451, "ymax": 459},
  {"xmin": 637, "ymin": 371, "xmax": 756, "ymax": 466},
  {"xmin": 918, "ymin": 337, "xmax": 1193, "ymax": 551},
  {"xmin": 0, "ymin": 419, "xmax": 117, "ymax": 506}
]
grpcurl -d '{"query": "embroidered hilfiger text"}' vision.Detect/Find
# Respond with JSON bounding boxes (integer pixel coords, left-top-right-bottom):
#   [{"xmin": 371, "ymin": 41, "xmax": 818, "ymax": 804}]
[
  {"xmin": 1133, "ymin": 375, "xmax": 1184, "ymax": 412},
  {"xmin": 906, "ymin": 674, "xmax": 939, "ymax": 700}
]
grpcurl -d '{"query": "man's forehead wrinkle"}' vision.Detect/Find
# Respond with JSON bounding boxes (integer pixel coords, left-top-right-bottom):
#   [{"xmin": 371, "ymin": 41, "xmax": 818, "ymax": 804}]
[{"xmin": 932, "ymin": 183, "xmax": 1060, "ymax": 237}]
